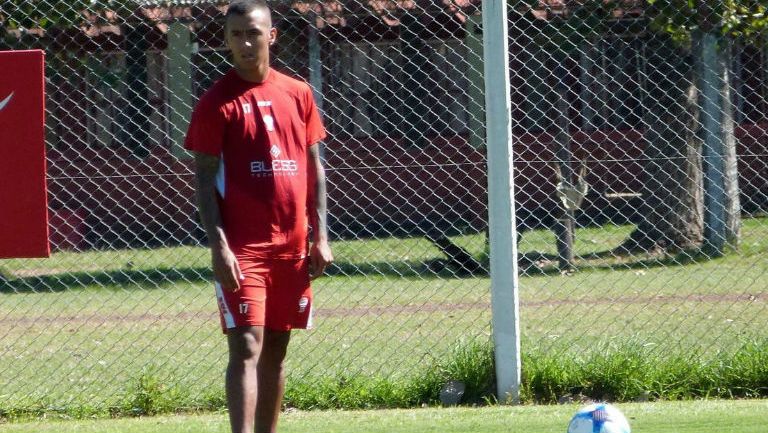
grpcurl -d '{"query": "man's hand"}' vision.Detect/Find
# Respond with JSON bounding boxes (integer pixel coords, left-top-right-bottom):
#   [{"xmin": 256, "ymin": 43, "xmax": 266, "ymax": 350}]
[
  {"xmin": 309, "ymin": 240, "xmax": 333, "ymax": 280},
  {"xmin": 212, "ymin": 246, "xmax": 243, "ymax": 291}
]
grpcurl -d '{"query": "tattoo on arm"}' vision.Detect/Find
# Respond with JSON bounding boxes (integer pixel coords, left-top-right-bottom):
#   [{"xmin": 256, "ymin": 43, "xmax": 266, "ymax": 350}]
[
  {"xmin": 193, "ymin": 152, "xmax": 227, "ymax": 248},
  {"xmin": 308, "ymin": 144, "xmax": 329, "ymax": 243}
]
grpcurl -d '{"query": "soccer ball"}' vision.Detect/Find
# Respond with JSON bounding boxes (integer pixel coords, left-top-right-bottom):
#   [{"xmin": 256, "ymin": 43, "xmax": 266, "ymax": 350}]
[{"xmin": 567, "ymin": 403, "xmax": 631, "ymax": 433}]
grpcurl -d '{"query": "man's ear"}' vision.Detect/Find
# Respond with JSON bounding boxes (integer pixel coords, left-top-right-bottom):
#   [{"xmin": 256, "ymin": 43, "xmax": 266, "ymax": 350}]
[{"xmin": 269, "ymin": 28, "xmax": 278, "ymax": 45}]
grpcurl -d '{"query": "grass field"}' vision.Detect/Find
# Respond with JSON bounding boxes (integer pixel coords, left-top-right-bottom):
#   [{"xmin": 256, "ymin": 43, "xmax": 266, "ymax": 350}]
[
  {"xmin": 2, "ymin": 400, "xmax": 767, "ymax": 433},
  {"xmin": 0, "ymin": 217, "xmax": 766, "ymax": 415}
]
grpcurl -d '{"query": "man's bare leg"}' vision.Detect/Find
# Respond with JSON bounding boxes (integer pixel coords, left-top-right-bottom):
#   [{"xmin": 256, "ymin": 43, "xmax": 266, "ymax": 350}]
[
  {"xmin": 226, "ymin": 326, "xmax": 263, "ymax": 433},
  {"xmin": 255, "ymin": 329, "xmax": 291, "ymax": 433}
]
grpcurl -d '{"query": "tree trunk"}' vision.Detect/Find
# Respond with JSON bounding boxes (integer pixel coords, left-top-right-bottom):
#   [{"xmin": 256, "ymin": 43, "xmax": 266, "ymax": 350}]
[
  {"xmin": 621, "ymin": 38, "xmax": 704, "ymax": 252},
  {"xmin": 697, "ymin": 26, "xmax": 742, "ymax": 254},
  {"xmin": 552, "ymin": 60, "xmax": 575, "ymax": 269},
  {"xmin": 721, "ymin": 41, "xmax": 742, "ymax": 248}
]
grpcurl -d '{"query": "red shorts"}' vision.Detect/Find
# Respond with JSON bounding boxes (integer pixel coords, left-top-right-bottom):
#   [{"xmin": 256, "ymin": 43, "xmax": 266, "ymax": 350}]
[{"xmin": 214, "ymin": 258, "xmax": 313, "ymax": 333}]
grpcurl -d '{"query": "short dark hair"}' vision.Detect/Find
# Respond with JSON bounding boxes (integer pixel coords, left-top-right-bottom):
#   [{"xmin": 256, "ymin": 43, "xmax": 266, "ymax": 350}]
[{"xmin": 225, "ymin": 0, "xmax": 271, "ymax": 20}]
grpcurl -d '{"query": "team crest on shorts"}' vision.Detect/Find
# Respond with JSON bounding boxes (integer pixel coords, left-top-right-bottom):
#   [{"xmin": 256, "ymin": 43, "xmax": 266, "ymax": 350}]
[{"xmin": 298, "ymin": 297, "xmax": 309, "ymax": 313}]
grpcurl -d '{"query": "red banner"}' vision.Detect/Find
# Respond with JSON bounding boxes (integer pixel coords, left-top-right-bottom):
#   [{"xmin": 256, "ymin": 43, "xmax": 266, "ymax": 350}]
[{"xmin": 0, "ymin": 50, "xmax": 49, "ymax": 258}]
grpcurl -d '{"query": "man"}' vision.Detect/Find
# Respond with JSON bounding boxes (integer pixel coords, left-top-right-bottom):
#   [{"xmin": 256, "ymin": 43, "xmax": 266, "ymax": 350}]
[{"xmin": 184, "ymin": 1, "xmax": 333, "ymax": 432}]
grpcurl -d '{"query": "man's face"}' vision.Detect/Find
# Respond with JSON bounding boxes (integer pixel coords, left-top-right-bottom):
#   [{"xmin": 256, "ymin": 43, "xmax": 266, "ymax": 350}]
[{"xmin": 225, "ymin": 8, "xmax": 276, "ymax": 71}]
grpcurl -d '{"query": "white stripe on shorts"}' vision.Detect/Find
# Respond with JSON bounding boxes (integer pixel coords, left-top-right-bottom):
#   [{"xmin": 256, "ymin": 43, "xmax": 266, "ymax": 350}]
[
  {"xmin": 306, "ymin": 302, "xmax": 314, "ymax": 330},
  {"xmin": 215, "ymin": 281, "xmax": 236, "ymax": 329}
]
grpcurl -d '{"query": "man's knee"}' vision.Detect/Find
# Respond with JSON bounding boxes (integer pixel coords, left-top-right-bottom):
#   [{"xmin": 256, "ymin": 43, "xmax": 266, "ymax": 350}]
[
  {"xmin": 260, "ymin": 330, "xmax": 291, "ymax": 365},
  {"xmin": 228, "ymin": 327, "xmax": 264, "ymax": 361}
]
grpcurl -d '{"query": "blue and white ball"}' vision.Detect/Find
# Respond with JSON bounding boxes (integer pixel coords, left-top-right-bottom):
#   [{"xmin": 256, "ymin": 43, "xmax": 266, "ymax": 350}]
[{"xmin": 567, "ymin": 403, "xmax": 631, "ymax": 433}]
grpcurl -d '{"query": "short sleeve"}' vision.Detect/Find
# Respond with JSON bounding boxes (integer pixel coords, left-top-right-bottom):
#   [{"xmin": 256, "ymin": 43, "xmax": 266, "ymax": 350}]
[
  {"xmin": 184, "ymin": 94, "xmax": 227, "ymax": 156},
  {"xmin": 303, "ymin": 85, "xmax": 327, "ymax": 147}
]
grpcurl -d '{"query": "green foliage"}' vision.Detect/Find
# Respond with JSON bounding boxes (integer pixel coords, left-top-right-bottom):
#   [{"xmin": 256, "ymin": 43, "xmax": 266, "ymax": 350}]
[
  {"xmin": 721, "ymin": 1, "xmax": 768, "ymax": 38},
  {"xmin": 646, "ymin": 0, "xmax": 766, "ymax": 42},
  {"xmin": 580, "ymin": 343, "xmax": 656, "ymax": 401},
  {"xmin": 522, "ymin": 338, "xmax": 768, "ymax": 404},
  {"xmin": 711, "ymin": 340, "xmax": 768, "ymax": 398},
  {"xmin": 284, "ymin": 376, "xmax": 419, "ymax": 410},
  {"xmin": 435, "ymin": 339, "xmax": 496, "ymax": 404},
  {"xmin": 118, "ymin": 368, "xmax": 187, "ymax": 417},
  {"xmin": 510, "ymin": 0, "xmax": 767, "ymax": 47},
  {"xmin": 282, "ymin": 339, "xmax": 494, "ymax": 410},
  {"xmin": 521, "ymin": 349, "xmax": 584, "ymax": 403}
]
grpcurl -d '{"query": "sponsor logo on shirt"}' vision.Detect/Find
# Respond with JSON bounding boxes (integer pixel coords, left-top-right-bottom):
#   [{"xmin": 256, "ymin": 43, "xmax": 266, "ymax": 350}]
[{"xmin": 250, "ymin": 145, "xmax": 299, "ymax": 177}]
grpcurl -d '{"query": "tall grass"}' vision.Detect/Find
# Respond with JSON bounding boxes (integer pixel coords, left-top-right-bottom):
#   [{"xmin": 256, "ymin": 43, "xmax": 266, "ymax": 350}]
[
  {"xmin": 521, "ymin": 339, "xmax": 768, "ymax": 403},
  {"xmin": 5, "ymin": 338, "xmax": 768, "ymax": 422}
]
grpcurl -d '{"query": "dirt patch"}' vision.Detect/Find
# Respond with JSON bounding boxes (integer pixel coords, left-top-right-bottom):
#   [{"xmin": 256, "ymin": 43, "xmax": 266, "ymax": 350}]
[
  {"xmin": 1, "ymin": 292, "xmax": 764, "ymax": 327},
  {"xmin": 9, "ymin": 266, "xmax": 106, "ymax": 278}
]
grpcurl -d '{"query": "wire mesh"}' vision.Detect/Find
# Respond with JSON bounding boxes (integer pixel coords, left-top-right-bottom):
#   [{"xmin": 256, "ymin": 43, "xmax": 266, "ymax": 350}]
[{"xmin": 0, "ymin": 0, "xmax": 766, "ymax": 411}]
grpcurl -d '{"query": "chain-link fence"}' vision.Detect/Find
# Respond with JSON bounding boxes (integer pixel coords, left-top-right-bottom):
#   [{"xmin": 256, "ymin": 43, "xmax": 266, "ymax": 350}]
[{"xmin": 0, "ymin": 0, "xmax": 767, "ymax": 412}]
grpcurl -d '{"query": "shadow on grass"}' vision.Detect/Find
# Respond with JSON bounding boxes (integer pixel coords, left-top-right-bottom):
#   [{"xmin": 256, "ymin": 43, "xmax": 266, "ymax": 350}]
[
  {"xmin": 0, "ymin": 259, "xmax": 485, "ymax": 294},
  {"xmin": 327, "ymin": 259, "xmax": 488, "ymax": 279},
  {"xmin": 0, "ymin": 247, "xmax": 725, "ymax": 294},
  {"xmin": 518, "ymin": 247, "xmax": 725, "ymax": 277},
  {"xmin": 0, "ymin": 266, "xmax": 212, "ymax": 294}
]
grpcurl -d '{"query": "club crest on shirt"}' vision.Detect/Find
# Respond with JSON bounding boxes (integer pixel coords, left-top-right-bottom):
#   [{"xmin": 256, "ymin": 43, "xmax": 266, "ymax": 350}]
[{"xmin": 263, "ymin": 114, "xmax": 275, "ymax": 131}]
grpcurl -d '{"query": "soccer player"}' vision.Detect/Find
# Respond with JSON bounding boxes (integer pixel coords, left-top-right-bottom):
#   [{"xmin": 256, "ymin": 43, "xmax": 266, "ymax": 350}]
[{"xmin": 184, "ymin": 1, "xmax": 333, "ymax": 432}]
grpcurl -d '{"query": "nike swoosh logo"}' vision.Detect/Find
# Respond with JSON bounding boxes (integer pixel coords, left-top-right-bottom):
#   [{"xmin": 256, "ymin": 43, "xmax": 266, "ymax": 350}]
[{"xmin": 0, "ymin": 92, "xmax": 14, "ymax": 111}]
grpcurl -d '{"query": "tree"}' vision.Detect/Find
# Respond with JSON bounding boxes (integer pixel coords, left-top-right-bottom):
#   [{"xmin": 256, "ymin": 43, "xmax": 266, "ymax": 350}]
[
  {"xmin": 621, "ymin": 0, "xmax": 766, "ymax": 253},
  {"xmin": 507, "ymin": 0, "xmax": 764, "ymax": 257},
  {"xmin": 620, "ymin": 28, "xmax": 706, "ymax": 252}
]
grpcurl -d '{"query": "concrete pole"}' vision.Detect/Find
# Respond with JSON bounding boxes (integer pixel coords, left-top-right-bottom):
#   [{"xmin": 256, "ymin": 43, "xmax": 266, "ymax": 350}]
[{"xmin": 482, "ymin": 0, "xmax": 521, "ymax": 404}]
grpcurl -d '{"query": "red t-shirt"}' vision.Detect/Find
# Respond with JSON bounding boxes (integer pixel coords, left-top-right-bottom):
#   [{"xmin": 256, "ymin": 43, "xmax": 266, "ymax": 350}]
[{"xmin": 185, "ymin": 68, "xmax": 327, "ymax": 259}]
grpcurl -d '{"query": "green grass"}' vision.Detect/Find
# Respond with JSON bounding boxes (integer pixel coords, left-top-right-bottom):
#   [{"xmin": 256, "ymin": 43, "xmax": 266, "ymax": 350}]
[
  {"xmin": 3, "ymin": 327, "xmax": 768, "ymax": 420},
  {"xmin": 0, "ymin": 217, "xmax": 766, "ymax": 417},
  {"xmin": 2, "ymin": 400, "xmax": 768, "ymax": 433},
  {"xmin": 521, "ymin": 338, "xmax": 768, "ymax": 403}
]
